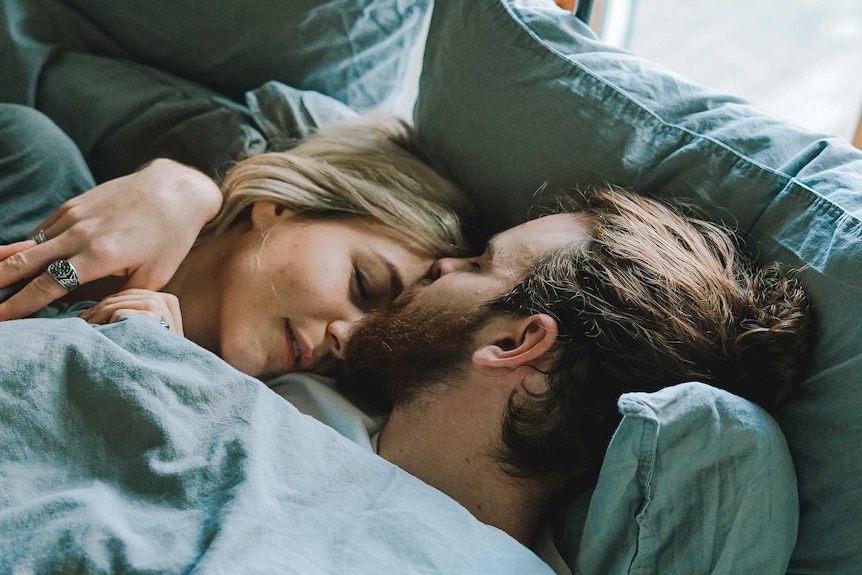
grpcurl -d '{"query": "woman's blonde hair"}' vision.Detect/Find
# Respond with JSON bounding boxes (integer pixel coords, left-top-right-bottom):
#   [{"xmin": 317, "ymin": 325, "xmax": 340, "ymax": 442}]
[{"xmin": 197, "ymin": 113, "xmax": 471, "ymax": 257}]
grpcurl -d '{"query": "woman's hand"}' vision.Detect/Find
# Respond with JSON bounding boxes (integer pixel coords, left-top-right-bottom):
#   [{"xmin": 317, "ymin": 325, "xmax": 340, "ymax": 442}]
[
  {"xmin": 0, "ymin": 159, "xmax": 222, "ymax": 321},
  {"xmin": 79, "ymin": 289, "xmax": 184, "ymax": 336}
]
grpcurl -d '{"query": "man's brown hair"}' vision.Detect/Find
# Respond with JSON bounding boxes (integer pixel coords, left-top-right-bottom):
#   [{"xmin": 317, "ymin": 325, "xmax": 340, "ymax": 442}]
[{"xmin": 487, "ymin": 187, "xmax": 812, "ymax": 484}]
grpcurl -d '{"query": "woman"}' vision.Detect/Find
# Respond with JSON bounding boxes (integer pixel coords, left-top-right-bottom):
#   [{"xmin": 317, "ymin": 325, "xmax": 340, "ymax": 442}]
[{"xmin": 0, "ymin": 104, "xmax": 471, "ymax": 378}]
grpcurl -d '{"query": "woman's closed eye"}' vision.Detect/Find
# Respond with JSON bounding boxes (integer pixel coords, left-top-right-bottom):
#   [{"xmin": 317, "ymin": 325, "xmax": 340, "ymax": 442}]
[
  {"xmin": 352, "ymin": 263, "xmax": 391, "ymax": 310},
  {"xmin": 353, "ymin": 264, "xmax": 370, "ymax": 300}
]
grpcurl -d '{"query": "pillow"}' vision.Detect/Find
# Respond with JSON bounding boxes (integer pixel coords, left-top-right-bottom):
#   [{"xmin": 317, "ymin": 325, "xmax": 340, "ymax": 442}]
[
  {"xmin": 0, "ymin": 1, "xmax": 406, "ymax": 180},
  {"xmin": 557, "ymin": 382, "xmax": 798, "ymax": 574},
  {"xmin": 35, "ymin": 51, "xmax": 356, "ymax": 181},
  {"xmin": 35, "ymin": 51, "xmax": 266, "ymax": 182},
  {"xmin": 0, "ymin": 0, "xmax": 429, "ymax": 112},
  {"xmin": 416, "ymin": 1, "xmax": 862, "ymax": 572}
]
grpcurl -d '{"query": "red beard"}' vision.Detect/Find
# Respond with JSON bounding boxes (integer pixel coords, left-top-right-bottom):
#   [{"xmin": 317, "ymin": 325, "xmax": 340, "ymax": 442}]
[{"xmin": 342, "ymin": 286, "xmax": 487, "ymax": 409}]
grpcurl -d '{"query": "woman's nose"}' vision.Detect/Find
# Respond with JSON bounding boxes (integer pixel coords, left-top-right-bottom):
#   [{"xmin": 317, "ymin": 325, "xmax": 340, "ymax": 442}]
[{"xmin": 430, "ymin": 257, "xmax": 472, "ymax": 279}]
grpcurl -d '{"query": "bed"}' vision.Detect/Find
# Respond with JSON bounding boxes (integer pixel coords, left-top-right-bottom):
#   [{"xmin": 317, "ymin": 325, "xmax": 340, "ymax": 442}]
[{"xmin": 1, "ymin": 1, "xmax": 860, "ymax": 574}]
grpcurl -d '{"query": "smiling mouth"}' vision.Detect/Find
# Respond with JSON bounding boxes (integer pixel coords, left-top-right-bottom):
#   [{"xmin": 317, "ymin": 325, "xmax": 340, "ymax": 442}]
[{"xmin": 285, "ymin": 321, "xmax": 302, "ymax": 368}]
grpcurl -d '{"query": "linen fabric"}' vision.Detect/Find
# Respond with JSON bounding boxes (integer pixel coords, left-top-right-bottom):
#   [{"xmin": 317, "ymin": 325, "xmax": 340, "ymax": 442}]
[{"xmin": 415, "ymin": 1, "xmax": 862, "ymax": 572}]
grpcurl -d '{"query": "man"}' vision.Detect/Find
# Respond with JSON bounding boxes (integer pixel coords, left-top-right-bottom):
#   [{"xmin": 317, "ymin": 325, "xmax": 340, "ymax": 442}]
[{"xmin": 342, "ymin": 186, "xmax": 811, "ymax": 550}]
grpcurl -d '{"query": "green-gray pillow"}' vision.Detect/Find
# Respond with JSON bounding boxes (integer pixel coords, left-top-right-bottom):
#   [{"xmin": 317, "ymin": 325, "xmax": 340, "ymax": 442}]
[
  {"xmin": 415, "ymin": 1, "xmax": 862, "ymax": 572},
  {"xmin": 565, "ymin": 383, "xmax": 798, "ymax": 574},
  {"xmin": 36, "ymin": 51, "xmax": 264, "ymax": 182},
  {"xmin": 20, "ymin": 0, "xmax": 429, "ymax": 112}
]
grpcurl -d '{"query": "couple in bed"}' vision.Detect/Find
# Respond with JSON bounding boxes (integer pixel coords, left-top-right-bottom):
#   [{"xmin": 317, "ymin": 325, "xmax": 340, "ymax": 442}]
[{"xmin": 0, "ymin": 103, "xmax": 811, "ymax": 565}]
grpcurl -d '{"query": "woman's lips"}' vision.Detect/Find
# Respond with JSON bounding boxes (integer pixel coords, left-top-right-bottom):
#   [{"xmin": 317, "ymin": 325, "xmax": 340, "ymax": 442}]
[
  {"xmin": 284, "ymin": 321, "xmax": 299, "ymax": 370},
  {"xmin": 285, "ymin": 320, "xmax": 312, "ymax": 371}
]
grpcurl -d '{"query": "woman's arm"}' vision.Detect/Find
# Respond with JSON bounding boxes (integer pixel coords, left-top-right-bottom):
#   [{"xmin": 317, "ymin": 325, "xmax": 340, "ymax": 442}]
[{"xmin": 0, "ymin": 159, "xmax": 222, "ymax": 320}]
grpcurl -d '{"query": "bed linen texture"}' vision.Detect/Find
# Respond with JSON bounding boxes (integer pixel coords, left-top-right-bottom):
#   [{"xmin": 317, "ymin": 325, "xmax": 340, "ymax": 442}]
[
  {"xmin": 0, "ymin": 0, "xmax": 400, "ymax": 181},
  {"xmin": 415, "ymin": 1, "xmax": 862, "ymax": 572},
  {"xmin": 270, "ymin": 374, "xmax": 800, "ymax": 575},
  {"xmin": 0, "ymin": 104, "xmax": 93, "ymax": 245},
  {"xmin": 567, "ymin": 383, "xmax": 798, "ymax": 574},
  {"xmin": 0, "ymin": 316, "xmax": 553, "ymax": 574},
  {"xmin": 0, "ymin": 0, "xmax": 426, "ymax": 112}
]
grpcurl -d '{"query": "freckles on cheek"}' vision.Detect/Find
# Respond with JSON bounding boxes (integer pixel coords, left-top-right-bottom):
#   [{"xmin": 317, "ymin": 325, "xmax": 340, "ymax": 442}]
[
  {"xmin": 271, "ymin": 268, "xmax": 310, "ymax": 300},
  {"xmin": 272, "ymin": 248, "xmax": 339, "ymax": 299},
  {"xmin": 270, "ymin": 268, "xmax": 305, "ymax": 297},
  {"xmin": 221, "ymin": 324, "xmax": 267, "ymax": 376}
]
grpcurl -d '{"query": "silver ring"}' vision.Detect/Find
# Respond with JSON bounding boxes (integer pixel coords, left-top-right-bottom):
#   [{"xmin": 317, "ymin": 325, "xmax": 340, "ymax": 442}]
[
  {"xmin": 32, "ymin": 230, "xmax": 47, "ymax": 244},
  {"xmin": 46, "ymin": 260, "xmax": 80, "ymax": 291},
  {"xmin": 159, "ymin": 316, "xmax": 170, "ymax": 330}
]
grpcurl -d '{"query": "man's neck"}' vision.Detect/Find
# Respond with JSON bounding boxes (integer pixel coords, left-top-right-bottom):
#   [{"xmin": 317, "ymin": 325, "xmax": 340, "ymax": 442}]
[{"xmin": 378, "ymin": 389, "xmax": 554, "ymax": 546}]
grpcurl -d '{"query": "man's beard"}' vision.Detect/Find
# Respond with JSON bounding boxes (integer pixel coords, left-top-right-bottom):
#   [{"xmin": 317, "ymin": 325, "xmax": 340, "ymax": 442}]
[{"xmin": 341, "ymin": 286, "xmax": 488, "ymax": 409}]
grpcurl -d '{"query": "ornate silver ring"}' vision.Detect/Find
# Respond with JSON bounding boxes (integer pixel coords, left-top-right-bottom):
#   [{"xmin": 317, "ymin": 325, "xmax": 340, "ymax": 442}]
[
  {"xmin": 159, "ymin": 316, "xmax": 170, "ymax": 330},
  {"xmin": 32, "ymin": 230, "xmax": 47, "ymax": 244},
  {"xmin": 46, "ymin": 260, "xmax": 80, "ymax": 291}
]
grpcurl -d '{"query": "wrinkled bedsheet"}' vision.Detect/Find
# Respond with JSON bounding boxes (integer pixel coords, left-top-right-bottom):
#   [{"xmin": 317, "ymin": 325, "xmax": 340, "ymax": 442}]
[{"xmin": 0, "ymin": 316, "xmax": 551, "ymax": 574}]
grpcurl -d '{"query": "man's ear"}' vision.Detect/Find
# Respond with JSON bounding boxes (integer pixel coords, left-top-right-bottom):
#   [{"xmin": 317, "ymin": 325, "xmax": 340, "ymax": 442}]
[
  {"xmin": 250, "ymin": 201, "xmax": 293, "ymax": 230},
  {"xmin": 472, "ymin": 314, "xmax": 558, "ymax": 375}
]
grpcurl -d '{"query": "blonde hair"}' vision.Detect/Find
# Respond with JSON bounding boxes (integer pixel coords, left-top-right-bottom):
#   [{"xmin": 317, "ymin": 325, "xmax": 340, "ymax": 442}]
[{"xmin": 197, "ymin": 113, "xmax": 471, "ymax": 256}]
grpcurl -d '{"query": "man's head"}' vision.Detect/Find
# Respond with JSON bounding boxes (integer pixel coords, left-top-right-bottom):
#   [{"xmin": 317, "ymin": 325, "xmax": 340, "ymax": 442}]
[
  {"xmin": 343, "ymin": 213, "xmax": 592, "ymax": 406},
  {"xmin": 344, "ymin": 187, "xmax": 812, "ymax": 489}
]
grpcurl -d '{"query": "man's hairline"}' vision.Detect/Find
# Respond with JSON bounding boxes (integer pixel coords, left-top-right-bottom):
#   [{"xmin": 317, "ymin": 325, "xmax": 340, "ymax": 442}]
[{"xmin": 481, "ymin": 211, "xmax": 596, "ymax": 320}]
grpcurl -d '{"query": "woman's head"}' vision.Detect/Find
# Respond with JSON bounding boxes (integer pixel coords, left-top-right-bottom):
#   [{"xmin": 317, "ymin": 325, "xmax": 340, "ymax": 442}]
[
  {"xmin": 198, "ymin": 113, "xmax": 471, "ymax": 258},
  {"xmin": 184, "ymin": 114, "xmax": 472, "ymax": 378}
]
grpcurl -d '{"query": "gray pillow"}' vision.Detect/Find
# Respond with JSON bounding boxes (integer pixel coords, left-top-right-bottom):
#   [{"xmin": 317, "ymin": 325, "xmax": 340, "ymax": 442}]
[
  {"xmin": 36, "ymin": 51, "xmax": 265, "ymax": 182},
  {"xmin": 0, "ymin": 0, "xmax": 429, "ymax": 112},
  {"xmin": 415, "ymin": 1, "xmax": 862, "ymax": 572},
  {"xmin": 36, "ymin": 52, "xmax": 356, "ymax": 182},
  {"xmin": 0, "ymin": 1, "xmax": 407, "ymax": 179},
  {"xmin": 565, "ymin": 383, "xmax": 798, "ymax": 574}
]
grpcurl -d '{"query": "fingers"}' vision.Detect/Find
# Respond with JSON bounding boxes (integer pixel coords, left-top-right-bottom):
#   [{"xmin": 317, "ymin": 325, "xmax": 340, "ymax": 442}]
[
  {"xmin": 0, "ymin": 198, "xmax": 86, "ymax": 315},
  {"xmin": 31, "ymin": 194, "xmax": 77, "ymax": 239},
  {"xmin": 33, "ymin": 209, "xmax": 63, "ymax": 236},
  {"xmin": 111, "ymin": 309, "xmax": 165, "ymax": 328},
  {"xmin": 79, "ymin": 289, "xmax": 183, "ymax": 336},
  {"xmin": 0, "ymin": 240, "xmax": 35, "ymax": 261},
  {"xmin": 0, "ymin": 212, "xmax": 98, "ymax": 320},
  {"xmin": 0, "ymin": 257, "xmax": 84, "ymax": 321},
  {"xmin": 2, "ymin": 164, "xmax": 218, "ymax": 323},
  {"xmin": 0, "ymin": 236, "xmax": 65, "ymax": 290}
]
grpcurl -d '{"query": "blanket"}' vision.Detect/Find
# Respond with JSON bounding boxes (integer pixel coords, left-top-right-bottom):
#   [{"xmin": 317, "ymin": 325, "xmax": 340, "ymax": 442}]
[{"xmin": 0, "ymin": 316, "xmax": 551, "ymax": 574}]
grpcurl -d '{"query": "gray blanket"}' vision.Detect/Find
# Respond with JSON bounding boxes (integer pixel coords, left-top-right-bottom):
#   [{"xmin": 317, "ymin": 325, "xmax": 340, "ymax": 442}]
[{"xmin": 0, "ymin": 316, "xmax": 550, "ymax": 574}]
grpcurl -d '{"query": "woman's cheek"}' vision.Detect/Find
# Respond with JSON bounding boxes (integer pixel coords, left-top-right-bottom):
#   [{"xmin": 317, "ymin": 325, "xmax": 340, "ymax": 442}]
[
  {"xmin": 220, "ymin": 322, "xmax": 265, "ymax": 376},
  {"xmin": 223, "ymin": 344, "xmax": 264, "ymax": 376}
]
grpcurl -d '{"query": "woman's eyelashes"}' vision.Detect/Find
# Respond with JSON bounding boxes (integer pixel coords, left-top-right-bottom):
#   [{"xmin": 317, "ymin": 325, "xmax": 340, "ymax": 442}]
[
  {"xmin": 352, "ymin": 261, "xmax": 389, "ymax": 310},
  {"xmin": 353, "ymin": 264, "xmax": 369, "ymax": 300}
]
